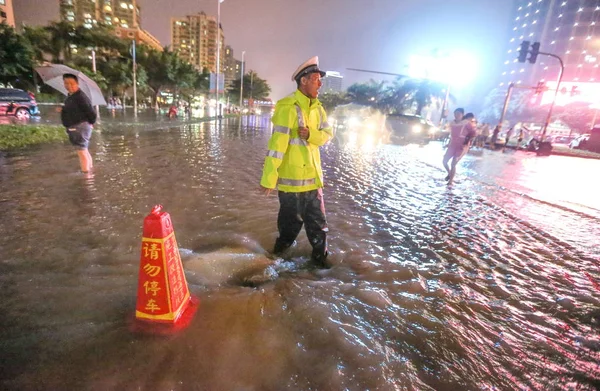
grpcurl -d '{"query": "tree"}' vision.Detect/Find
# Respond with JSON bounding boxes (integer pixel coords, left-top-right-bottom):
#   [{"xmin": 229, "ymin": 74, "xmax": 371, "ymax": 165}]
[
  {"xmin": 227, "ymin": 71, "xmax": 271, "ymax": 103},
  {"xmin": 346, "ymin": 80, "xmax": 387, "ymax": 108},
  {"xmin": 44, "ymin": 21, "xmax": 76, "ymax": 63},
  {"xmin": 478, "ymin": 87, "xmax": 538, "ymax": 124},
  {"xmin": 318, "ymin": 91, "xmax": 351, "ymax": 112},
  {"xmin": 0, "ymin": 24, "xmax": 35, "ymax": 88}
]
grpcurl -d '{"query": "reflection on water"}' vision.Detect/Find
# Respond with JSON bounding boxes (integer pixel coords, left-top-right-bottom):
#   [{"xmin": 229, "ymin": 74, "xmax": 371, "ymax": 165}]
[{"xmin": 0, "ymin": 118, "xmax": 599, "ymax": 390}]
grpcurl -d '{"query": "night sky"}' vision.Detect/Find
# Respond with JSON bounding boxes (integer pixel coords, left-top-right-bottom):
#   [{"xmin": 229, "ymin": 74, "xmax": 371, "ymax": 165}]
[{"xmin": 14, "ymin": 0, "xmax": 513, "ymax": 104}]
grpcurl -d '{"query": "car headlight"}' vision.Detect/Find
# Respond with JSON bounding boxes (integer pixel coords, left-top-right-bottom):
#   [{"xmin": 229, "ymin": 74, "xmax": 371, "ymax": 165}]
[{"xmin": 412, "ymin": 124, "xmax": 422, "ymax": 133}]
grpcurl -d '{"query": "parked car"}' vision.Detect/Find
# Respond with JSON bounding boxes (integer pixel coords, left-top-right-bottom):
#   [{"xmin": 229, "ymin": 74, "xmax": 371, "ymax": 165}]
[
  {"xmin": 385, "ymin": 114, "xmax": 437, "ymax": 144},
  {"xmin": 569, "ymin": 134, "xmax": 590, "ymax": 149},
  {"xmin": 0, "ymin": 88, "xmax": 40, "ymax": 120},
  {"xmin": 549, "ymin": 135, "xmax": 576, "ymax": 150}
]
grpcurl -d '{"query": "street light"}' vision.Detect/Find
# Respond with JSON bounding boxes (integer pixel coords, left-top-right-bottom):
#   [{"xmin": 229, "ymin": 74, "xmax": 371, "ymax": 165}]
[
  {"xmin": 240, "ymin": 50, "xmax": 245, "ymax": 109},
  {"xmin": 215, "ymin": 0, "xmax": 224, "ymax": 118}
]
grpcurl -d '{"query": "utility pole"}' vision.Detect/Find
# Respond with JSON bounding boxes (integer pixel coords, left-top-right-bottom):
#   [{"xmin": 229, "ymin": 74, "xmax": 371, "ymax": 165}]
[
  {"xmin": 239, "ymin": 50, "xmax": 245, "ymax": 109},
  {"xmin": 92, "ymin": 49, "xmax": 100, "ymax": 122},
  {"xmin": 132, "ymin": 40, "xmax": 137, "ymax": 118},
  {"xmin": 215, "ymin": 0, "xmax": 224, "ymax": 118}
]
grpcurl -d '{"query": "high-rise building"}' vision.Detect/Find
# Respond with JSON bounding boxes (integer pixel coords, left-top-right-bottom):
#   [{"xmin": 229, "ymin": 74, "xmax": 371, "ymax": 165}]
[
  {"xmin": 59, "ymin": 0, "xmax": 161, "ymax": 51},
  {"xmin": 323, "ymin": 71, "xmax": 343, "ymax": 92},
  {"xmin": 500, "ymin": 0, "xmax": 600, "ymax": 87},
  {"xmin": 171, "ymin": 12, "xmax": 225, "ymax": 73},
  {"xmin": 223, "ymin": 45, "xmax": 236, "ymax": 88},
  {"xmin": 235, "ymin": 59, "xmax": 245, "ymax": 80},
  {"xmin": 0, "ymin": 0, "xmax": 15, "ymax": 27}
]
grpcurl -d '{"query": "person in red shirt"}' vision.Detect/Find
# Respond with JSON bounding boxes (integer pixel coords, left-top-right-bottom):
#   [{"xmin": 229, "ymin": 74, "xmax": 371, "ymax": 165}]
[{"xmin": 442, "ymin": 111, "xmax": 477, "ymax": 185}]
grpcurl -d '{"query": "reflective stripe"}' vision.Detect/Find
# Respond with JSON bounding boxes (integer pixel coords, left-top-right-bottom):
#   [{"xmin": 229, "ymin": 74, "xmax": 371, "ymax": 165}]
[
  {"xmin": 266, "ymin": 150, "xmax": 284, "ymax": 159},
  {"xmin": 320, "ymin": 122, "xmax": 330, "ymax": 129},
  {"xmin": 289, "ymin": 138, "xmax": 306, "ymax": 146},
  {"xmin": 273, "ymin": 125, "xmax": 290, "ymax": 135},
  {"xmin": 278, "ymin": 178, "xmax": 316, "ymax": 187},
  {"xmin": 295, "ymin": 105, "xmax": 305, "ymax": 127}
]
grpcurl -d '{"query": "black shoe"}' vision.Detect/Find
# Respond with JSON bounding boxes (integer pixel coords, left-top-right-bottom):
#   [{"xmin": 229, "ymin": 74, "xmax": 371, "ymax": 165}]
[
  {"xmin": 311, "ymin": 251, "xmax": 330, "ymax": 269},
  {"xmin": 273, "ymin": 240, "xmax": 296, "ymax": 257}
]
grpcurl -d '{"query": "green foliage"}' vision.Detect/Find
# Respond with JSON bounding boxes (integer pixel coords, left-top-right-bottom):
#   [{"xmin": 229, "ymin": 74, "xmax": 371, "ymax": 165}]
[
  {"xmin": 227, "ymin": 71, "xmax": 271, "ymax": 103},
  {"xmin": 0, "ymin": 124, "xmax": 65, "ymax": 149},
  {"xmin": 0, "ymin": 24, "xmax": 35, "ymax": 86},
  {"xmin": 346, "ymin": 77, "xmax": 451, "ymax": 115},
  {"xmin": 318, "ymin": 91, "xmax": 351, "ymax": 112},
  {"xmin": 8, "ymin": 21, "xmax": 254, "ymax": 106}
]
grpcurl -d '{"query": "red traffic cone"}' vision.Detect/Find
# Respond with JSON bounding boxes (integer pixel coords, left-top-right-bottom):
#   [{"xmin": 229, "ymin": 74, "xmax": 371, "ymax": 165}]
[{"xmin": 130, "ymin": 205, "xmax": 198, "ymax": 335}]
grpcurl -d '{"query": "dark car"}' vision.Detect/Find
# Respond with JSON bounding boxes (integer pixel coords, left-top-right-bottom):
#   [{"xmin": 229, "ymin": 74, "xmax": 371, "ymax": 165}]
[
  {"xmin": 0, "ymin": 88, "xmax": 40, "ymax": 120},
  {"xmin": 385, "ymin": 114, "xmax": 437, "ymax": 144}
]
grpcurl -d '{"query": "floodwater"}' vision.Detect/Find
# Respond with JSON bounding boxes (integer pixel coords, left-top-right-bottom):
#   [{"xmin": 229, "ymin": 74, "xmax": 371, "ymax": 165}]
[{"xmin": 1, "ymin": 116, "xmax": 599, "ymax": 390}]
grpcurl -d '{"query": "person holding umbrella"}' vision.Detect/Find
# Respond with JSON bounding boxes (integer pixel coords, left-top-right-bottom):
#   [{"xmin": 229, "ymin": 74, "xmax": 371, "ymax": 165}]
[{"xmin": 60, "ymin": 73, "xmax": 96, "ymax": 173}]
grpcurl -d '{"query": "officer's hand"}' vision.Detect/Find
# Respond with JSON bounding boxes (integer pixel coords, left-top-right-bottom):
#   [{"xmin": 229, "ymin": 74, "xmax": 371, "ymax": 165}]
[
  {"xmin": 298, "ymin": 127, "xmax": 310, "ymax": 140},
  {"xmin": 261, "ymin": 186, "xmax": 274, "ymax": 196}
]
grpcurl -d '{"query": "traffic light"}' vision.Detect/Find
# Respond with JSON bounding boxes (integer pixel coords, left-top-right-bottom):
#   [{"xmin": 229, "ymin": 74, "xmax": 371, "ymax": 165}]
[
  {"xmin": 518, "ymin": 41, "xmax": 530, "ymax": 63},
  {"xmin": 528, "ymin": 42, "xmax": 541, "ymax": 64},
  {"xmin": 534, "ymin": 81, "xmax": 545, "ymax": 94},
  {"xmin": 570, "ymin": 85, "xmax": 579, "ymax": 96}
]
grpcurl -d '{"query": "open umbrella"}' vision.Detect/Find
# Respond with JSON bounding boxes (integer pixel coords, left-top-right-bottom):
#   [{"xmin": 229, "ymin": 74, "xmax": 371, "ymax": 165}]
[{"xmin": 35, "ymin": 64, "xmax": 107, "ymax": 106}]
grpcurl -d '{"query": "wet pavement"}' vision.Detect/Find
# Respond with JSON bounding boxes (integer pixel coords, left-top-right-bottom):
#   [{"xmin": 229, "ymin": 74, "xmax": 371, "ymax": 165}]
[{"xmin": 1, "ymin": 116, "xmax": 599, "ymax": 390}]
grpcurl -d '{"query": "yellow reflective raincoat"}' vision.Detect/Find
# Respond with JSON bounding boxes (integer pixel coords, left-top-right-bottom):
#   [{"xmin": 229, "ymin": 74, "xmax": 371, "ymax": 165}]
[{"xmin": 260, "ymin": 90, "xmax": 334, "ymax": 193}]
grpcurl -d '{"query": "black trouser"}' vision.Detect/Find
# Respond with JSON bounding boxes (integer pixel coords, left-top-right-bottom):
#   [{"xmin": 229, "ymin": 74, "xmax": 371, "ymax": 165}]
[{"xmin": 274, "ymin": 189, "xmax": 328, "ymax": 263}]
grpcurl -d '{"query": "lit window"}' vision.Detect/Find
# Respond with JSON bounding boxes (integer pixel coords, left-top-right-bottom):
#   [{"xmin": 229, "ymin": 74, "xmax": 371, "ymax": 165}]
[
  {"xmin": 561, "ymin": 2, "xmax": 566, "ymax": 6},
  {"xmin": 528, "ymin": 2, "xmax": 532, "ymax": 6},
  {"xmin": 574, "ymin": 23, "xmax": 578, "ymax": 26},
  {"xmin": 566, "ymin": 50, "xmax": 570, "ymax": 54},
  {"xmin": 529, "ymin": 33, "xmax": 534, "ymax": 36},
  {"xmin": 551, "ymin": 41, "xmax": 556, "ymax": 44},
  {"xmin": 555, "ymin": 27, "xmax": 559, "ymax": 31},
  {"xmin": 517, "ymin": 80, "xmax": 522, "ymax": 84},
  {"xmin": 522, "ymin": 24, "xmax": 527, "ymax": 27},
  {"xmin": 520, "ymin": 69, "xmax": 525, "ymax": 72},
  {"xmin": 535, "ymin": 10, "xmax": 539, "ymax": 13},
  {"xmin": 525, "ymin": 13, "xmax": 529, "ymax": 17},
  {"xmin": 544, "ymin": 66, "xmax": 549, "ymax": 70},
  {"xmin": 129, "ymin": 4, "xmax": 134, "ymax": 10},
  {"xmin": 570, "ymin": 37, "xmax": 574, "ymax": 40},
  {"xmin": 592, "ymin": 22, "xmax": 596, "ymax": 26},
  {"xmin": 586, "ymin": 36, "xmax": 592, "ymax": 40},
  {"xmin": 500, "ymin": 82, "xmax": 505, "ymax": 86},
  {"xmin": 513, "ymin": 59, "xmax": 518, "ymax": 63},
  {"xmin": 513, "ymin": 27, "xmax": 517, "ymax": 31},
  {"xmin": 520, "ymin": 35, "xmax": 524, "ymax": 39},
  {"xmin": 558, "ymin": 14, "xmax": 563, "ymax": 17},
  {"xmin": 516, "ymin": 17, "xmax": 520, "ymax": 21},
  {"xmin": 504, "ymin": 60, "xmax": 509, "ymax": 64},
  {"xmin": 502, "ymin": 72, "xmax": 507, "ymax": 75},
  {"xmin": 510, "ymin": 38, "xmax": 515, "ymax": 42},
  {"xmin": 577, "ymin": 8, "xmax": 583, "ymax": 12},
  {"xmin": 120, "ymin": 2, "xmax": 127, "ymax": 9},
  {"xmin": 508, "ymin": 50, "xmax": 512, "ymax": 53},
  {"xmin": 511, "ymin": 70, "xmax": 515, "ymax": 74},
  {"xmin": 518, "ymin": 6, "xmax": 522, "ymax": 10}
]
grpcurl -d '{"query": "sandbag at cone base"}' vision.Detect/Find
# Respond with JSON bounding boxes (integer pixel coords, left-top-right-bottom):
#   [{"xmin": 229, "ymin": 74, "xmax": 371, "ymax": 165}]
[{"xmin": 133, "ymin": 205, "xmax": 198, "ymax": 332}]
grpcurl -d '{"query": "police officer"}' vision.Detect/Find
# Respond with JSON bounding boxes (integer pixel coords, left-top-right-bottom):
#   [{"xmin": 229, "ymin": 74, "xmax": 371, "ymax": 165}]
[{"xmin": 260, "ymin": 56, "xmax": 334, "ymax": 268}]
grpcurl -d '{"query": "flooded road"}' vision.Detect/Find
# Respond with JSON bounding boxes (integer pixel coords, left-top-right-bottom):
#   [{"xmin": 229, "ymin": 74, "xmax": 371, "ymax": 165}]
[{"xmin": 1, "ymin": 117, "xmax": 599, "ymax": 390}]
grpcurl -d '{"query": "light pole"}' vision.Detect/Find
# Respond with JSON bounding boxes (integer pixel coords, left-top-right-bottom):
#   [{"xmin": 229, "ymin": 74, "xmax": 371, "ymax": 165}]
[
  {"xmin": 91, "ymin": 49, "xmax": 100, "ymax": 121},
  {"xmin": 239, "ymin": 50, "xmax": 245, "ymax": 109},
  {"xmin": 215, "ymin": 0, "xmax": 224, "ymax": 118},
  {"xmin": 132, "ymin": 39, "xmax": 137, "ymax": 118}
]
